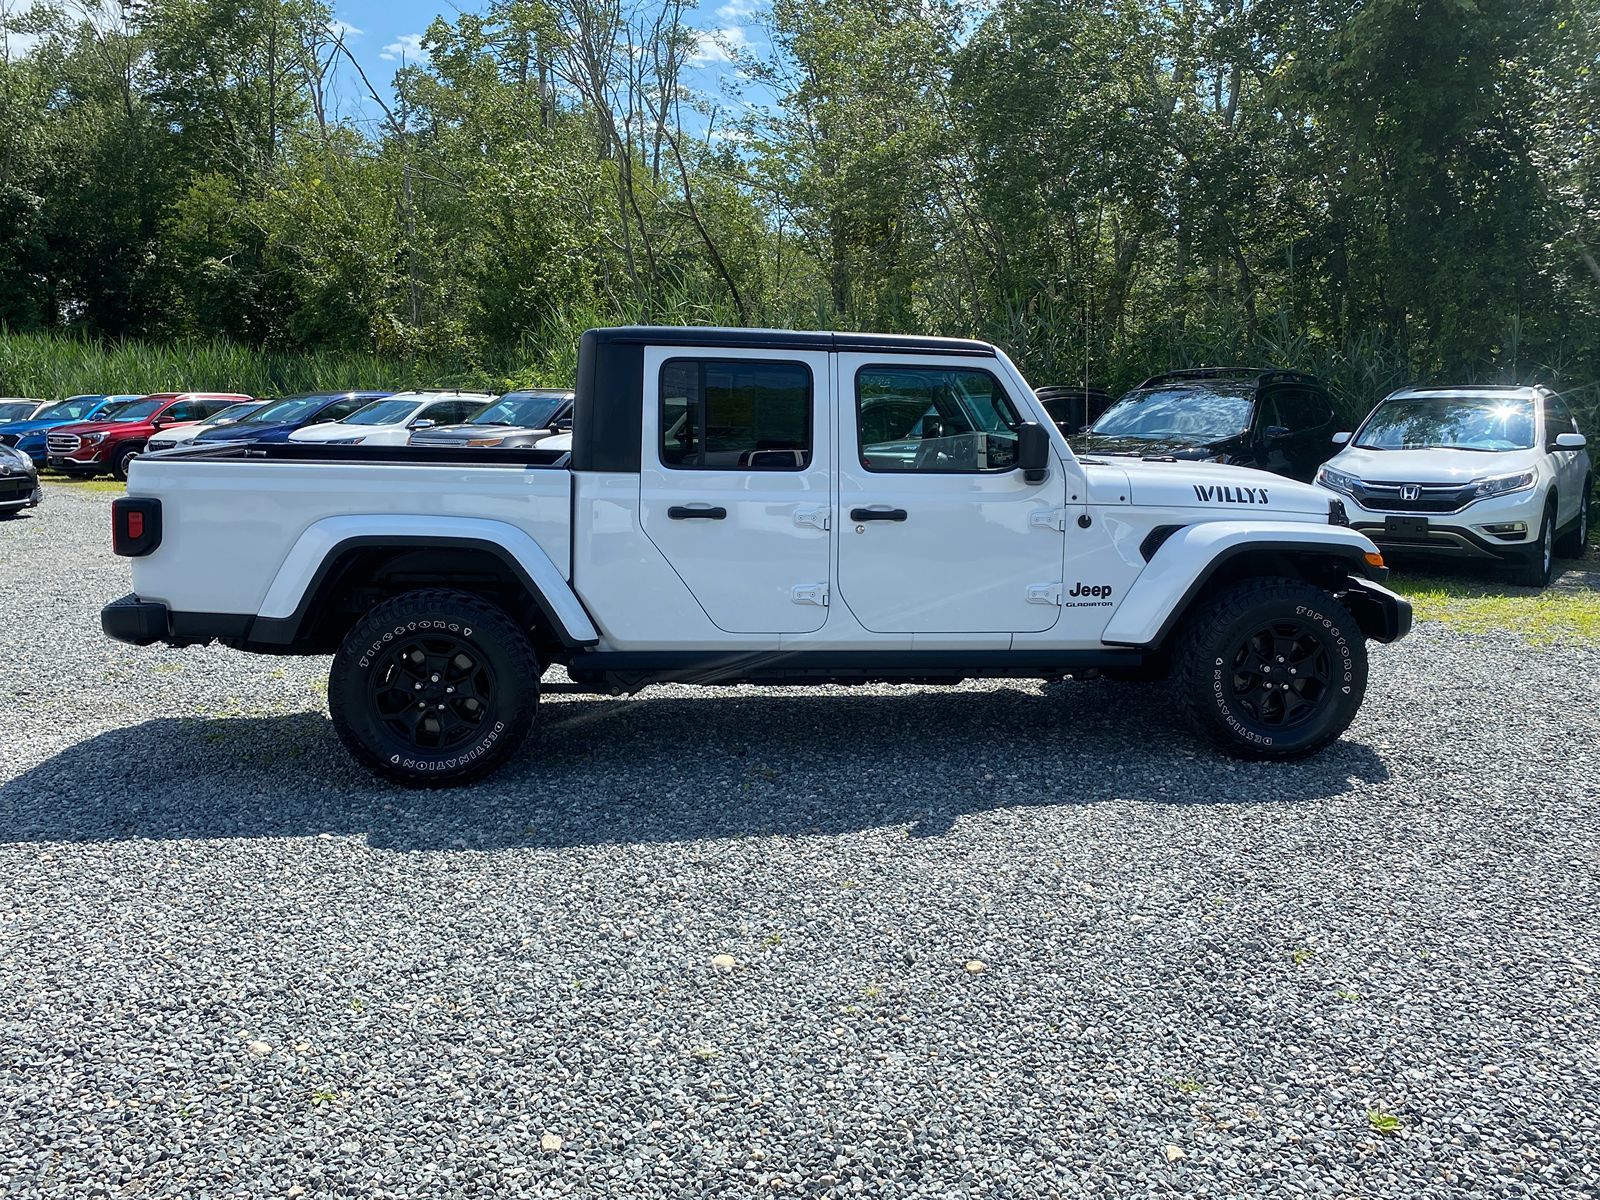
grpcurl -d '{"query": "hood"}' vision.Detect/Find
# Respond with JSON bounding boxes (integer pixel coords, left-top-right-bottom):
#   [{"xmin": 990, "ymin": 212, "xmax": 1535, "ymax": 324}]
[
  {"xmin": 49, "ymin": 418, "xmax": 156, "ymax": 437},
  {"xmin": 411, "ymin": 423, "xmax": 553, "ymax": 446},
  {"xmin": 1084, "ymin": 457, "xmax": 1332, "ymax": 515},
  {"xmin": 1068, "ymin": 432, "xmax": 1238, "ymax": 460},
  {"xmin": 289, "ymin": 422, "xmax": 374, "ymax": 442},
  {"xmin": 1328, "ymin": 445, "xmax": 1534, "ymax": 484},
  {"xmin": 195, "ymin": 422, "xmax": 285, "ymax": 443},
  {"xmin": 0, "ymin": 416, "xmax": 85, "ymax": 436}
]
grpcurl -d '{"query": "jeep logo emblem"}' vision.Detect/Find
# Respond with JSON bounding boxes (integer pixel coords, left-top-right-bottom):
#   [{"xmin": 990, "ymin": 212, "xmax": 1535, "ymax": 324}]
[{"xmin": 1400, "ymin": 484, "xmax": 1421, "ymax": 501}]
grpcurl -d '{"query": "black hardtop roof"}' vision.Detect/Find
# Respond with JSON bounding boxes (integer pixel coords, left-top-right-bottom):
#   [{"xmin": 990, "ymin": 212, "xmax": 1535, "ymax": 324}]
[{"xmin": 587, "ymin": 325, "xmax": 996, "ymax": 356}]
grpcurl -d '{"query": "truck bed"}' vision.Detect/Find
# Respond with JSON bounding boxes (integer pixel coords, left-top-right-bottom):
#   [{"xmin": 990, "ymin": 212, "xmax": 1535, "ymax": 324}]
[{"xmin": 125, "ymin": 444, "xmax": 575, "ymax": 620}]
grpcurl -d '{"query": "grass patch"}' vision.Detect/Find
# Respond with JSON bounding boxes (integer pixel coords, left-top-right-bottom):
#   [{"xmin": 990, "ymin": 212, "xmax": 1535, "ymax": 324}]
[
  {"xmin": 1389, "ymin": 568, "xmax": 1600, "ymax": 645},
  {"xmin": 44, "ymin": 475, "xmax": 124, "ymax": 494}
]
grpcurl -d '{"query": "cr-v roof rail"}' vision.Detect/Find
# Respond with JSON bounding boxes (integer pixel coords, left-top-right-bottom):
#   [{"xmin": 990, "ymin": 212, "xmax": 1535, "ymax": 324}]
[{"xmin": 1135, "ymin": 367, "xmax": 1320, "ymax": 389}]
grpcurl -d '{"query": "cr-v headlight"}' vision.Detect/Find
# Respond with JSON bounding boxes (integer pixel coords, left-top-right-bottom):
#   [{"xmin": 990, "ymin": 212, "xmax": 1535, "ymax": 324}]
[
  {"xmin": 1472, "ymin": 471, "xmax": 1535, "ymax": 500},
  {"xmin": 1315, "ymin": 464, "xmax": 1359, "ymax": 495}
]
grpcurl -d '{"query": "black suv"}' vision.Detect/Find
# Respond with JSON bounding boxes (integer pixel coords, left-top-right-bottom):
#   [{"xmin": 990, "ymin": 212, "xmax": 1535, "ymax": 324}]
[{"xmin": 1070, "ymin": 367, "xmax": 1339, "ymax": 481}]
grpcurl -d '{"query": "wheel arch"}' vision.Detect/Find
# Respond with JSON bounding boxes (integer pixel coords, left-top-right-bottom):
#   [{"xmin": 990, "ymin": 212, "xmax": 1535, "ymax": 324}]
[
  {"xmin": 248, "ymin": 518, "xmax": 599, "ymax": 656},
  {"xmin": 1101, "ymin": 522, "xmax": 1392, "ymax": 651}
]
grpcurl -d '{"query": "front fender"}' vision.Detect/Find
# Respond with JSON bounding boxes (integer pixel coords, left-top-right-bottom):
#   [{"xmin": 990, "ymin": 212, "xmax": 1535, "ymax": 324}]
[
  {"xmin": 253, "ymin": 514, "xmax": 599, "ymax": 646},
  {"xmin": 1100, "ymin": 520, "xmax": 1384, "ymax": 648}
]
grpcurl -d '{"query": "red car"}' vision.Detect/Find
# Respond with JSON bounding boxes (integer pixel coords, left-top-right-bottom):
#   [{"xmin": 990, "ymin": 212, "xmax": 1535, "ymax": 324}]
[{"xmin": 47, "ymin": 392, "xmax": 251, "ymax": 480}]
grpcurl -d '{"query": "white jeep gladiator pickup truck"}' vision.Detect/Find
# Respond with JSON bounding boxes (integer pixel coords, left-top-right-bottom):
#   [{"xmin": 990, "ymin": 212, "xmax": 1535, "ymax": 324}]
[{"xmin": 103, "ymin": 327, "xmax": 1411, "ymax": 785}]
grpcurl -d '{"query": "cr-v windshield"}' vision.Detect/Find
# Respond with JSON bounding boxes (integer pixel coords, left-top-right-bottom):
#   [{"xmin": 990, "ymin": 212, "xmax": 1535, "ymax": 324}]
[
  {"xmin": 1356, "ymin": 395, "xmax": 1535, "ymax": 451},
  {"xmin": 470, "ymin": 394, "xmax": 567, "ymax": 427},
  {"xmin": 1090, "ymin": 385, "xmax": 1254, "ymax": 441}
]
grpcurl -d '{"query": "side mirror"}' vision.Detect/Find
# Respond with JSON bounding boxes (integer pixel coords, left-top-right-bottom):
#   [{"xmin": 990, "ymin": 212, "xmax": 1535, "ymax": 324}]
[
  {"xmin": 1555, "ymin": 432, "xmax": 1586, "ymax": 450},
  {"xmin": 151, "ymin": 416, "xmax": 171, "ymax": 429},
  {"xmin": 1331, "ymin": 431, "xmax": 1351, "ymax": 445},
  {"xmin": 1017, "ymin": 421, "xmax": 1051, "ymax": 483},
  {"xmin": 1264, "ymin": 424, "xmax": 1291, "ymax": 440},
  {"xmin": 410, "ymin": 419, "xmax": 436, "ymax": 430}
]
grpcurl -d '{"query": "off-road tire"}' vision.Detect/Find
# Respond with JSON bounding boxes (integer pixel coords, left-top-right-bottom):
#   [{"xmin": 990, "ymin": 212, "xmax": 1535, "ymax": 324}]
[
  {"xmin": 1554, "ymin": 479, "xmax": 1591, "ymax": 559},
  {"xmin": 111, "ymin": 444, "xmax": 141, "ymax": 482},
  {"xmin": 1174, "ymin": 576, "xmax": 1368, "ymax": 760},
  {"xmin": 329, "ymin": 588, "xmax": 539, "ymax": 787},
  {"xmin": 1512, "ymin": 501, "xmax": 1556, "ymax": 588}
]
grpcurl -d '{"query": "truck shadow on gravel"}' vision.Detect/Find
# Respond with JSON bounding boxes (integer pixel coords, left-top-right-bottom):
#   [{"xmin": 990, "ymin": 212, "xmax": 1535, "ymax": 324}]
[{"xmin": 0, "ymin": 682, "xmax": 1388, "ymax": 848}]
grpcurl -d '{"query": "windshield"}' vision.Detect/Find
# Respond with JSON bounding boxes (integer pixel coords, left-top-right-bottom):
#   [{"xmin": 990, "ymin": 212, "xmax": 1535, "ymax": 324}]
[
  {"xmin": 1356, "ymin": 394, "xmax": 1535, "ymax": 451},
  {"xmin": 241, "ymin": 394, "xmax": 330, "ymax": 424},
  {"xmin": 206, "ymin": 403, "xmax": 260, "ymax": 425},
  {"xmin": 34, "ymin": 396, "xmax": 104, "ymax": 421},
  {"xmin": 111, "ymin": 399, "xmax": 166, "ymax": 421},
  {"xmin": 0, "ymin": 402, "xmax": 39, "ymax": 421},
  {"xmin": 470, "ymin": 393, "xmax": 568, "ymax": 427},
  {"xmin": 1091, "ymin": 385, "xmax": 1255, "ymax": 442},
  {"xmin": 343, "ymin": 398, "xmax": 420, "ymax": 426}
]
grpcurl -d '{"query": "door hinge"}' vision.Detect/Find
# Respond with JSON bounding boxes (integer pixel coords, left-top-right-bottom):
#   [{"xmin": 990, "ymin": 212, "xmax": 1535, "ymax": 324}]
[
  {"xmin": 1026, "ymin": 583, "xmax": 1063, "ymax": 606},
  {"xmin": 1030, "ymin": 508, "xmax": 1067, "ymax": 532},
  {"xmin": 792, "ymin": 582, "xmax": 830, "ymax": 607},
  {"xmin": 794, "ymin": 506, "xmax": 831, "ymax": 531}
]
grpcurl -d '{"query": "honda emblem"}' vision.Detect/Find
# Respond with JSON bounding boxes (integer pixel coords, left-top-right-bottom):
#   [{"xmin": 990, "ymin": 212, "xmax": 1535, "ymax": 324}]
[{"xmin": 1400, "ymin": 484, "xmax": 1421, "ymax": 502}]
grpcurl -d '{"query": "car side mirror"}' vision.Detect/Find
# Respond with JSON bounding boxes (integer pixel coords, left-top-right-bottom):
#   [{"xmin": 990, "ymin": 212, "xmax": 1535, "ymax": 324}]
[
  {"xmin": 1331, "ymin": 431, "xmax": 1351, "ymax": 445},
  {"xmin": 1555, "ymin": 432, "xmax": 1586, "ymax": 450},
  {"xmin": 1263, "ymin": 424, "xmax": 1291, "ymax": 440},
  {"xmin": 410, "ymin": 419, "xmax": 436, "ymax": 430},
  {"xmin": 1017, "ymin": 421, "xmax": 1051, "ymax": 483}
]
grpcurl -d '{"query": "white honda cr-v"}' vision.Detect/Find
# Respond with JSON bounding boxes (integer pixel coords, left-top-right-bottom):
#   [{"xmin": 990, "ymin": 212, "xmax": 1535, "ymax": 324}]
[{"xmin": 1314, "ymin": 385, "xmax": 1591, "ymax": 588}]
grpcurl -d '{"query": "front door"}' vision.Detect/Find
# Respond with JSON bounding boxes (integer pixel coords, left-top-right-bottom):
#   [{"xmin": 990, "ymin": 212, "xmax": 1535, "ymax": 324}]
[
  {"xmin": 835, "ymin": 354, "xmax": 1066, "ymax": 634},
  {"xmin": 638, "ymin": 345, "xmax": 833, "ymax": 634}
]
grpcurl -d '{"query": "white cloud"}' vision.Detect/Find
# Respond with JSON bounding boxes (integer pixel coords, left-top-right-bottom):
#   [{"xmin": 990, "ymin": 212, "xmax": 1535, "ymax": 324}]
[
  {"xmin": 688, "ymin": 26, "xmax": 748, "ymax": 67},
  {"xmin": 329, "ymin": 19, "xmax": 362, "ymax": 39},
  {"xmin": 380, "ymin": 32, "xmax": 426, "ymax": 63},
  {"xmin": 715, "ymin": 1, "xmax": 761, "ymax": 19}
]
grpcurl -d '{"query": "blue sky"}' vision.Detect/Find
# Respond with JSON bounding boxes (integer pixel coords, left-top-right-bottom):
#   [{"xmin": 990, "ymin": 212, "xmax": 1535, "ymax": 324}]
[{"xmin": 323, "ymin": 0, "xmax": 770, "ymax": 133}]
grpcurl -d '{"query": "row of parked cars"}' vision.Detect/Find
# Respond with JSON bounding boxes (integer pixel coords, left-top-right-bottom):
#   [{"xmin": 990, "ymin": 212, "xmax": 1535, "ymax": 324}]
[
  {"xmin": 5, "ymin": 368, "xmax": 1593, "ymax": 588},
  {"xmin": 1042, "ymin": 367, "xmax": 1592, "ymax": 588},
  {"xmin": 0, "ymin": 388, "xmax": 576, "ymax": 516}
]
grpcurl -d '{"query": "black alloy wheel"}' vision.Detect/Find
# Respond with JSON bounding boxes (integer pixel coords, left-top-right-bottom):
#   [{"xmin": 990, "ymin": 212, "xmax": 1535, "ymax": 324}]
[
  {"xmin": 367, "ymin": 631, "xmax": 497, "ymax": 753},
  {"xmin": 1223, "ymin": 619, "xmax": 1334, "ymax": 732}
]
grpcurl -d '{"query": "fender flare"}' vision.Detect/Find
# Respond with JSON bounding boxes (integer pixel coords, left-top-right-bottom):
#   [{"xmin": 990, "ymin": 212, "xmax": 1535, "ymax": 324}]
[
  {"xmin": 1100, "ymin": 520, "xmax": 1385, "ymax": 649},
  {"xmin": 249, "ymin": 514, "xmax": 600, "ymax": 647}
]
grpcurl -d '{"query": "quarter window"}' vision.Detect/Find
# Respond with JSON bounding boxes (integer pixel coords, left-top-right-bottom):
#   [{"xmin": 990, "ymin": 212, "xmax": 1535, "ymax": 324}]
[
  {"xmin": 660, "ymin": 359, "xmax": 813, "ymax": 470},
  {"xmin": 856, "ymin": 365, "xmax": 1023, "ymax": 472}
]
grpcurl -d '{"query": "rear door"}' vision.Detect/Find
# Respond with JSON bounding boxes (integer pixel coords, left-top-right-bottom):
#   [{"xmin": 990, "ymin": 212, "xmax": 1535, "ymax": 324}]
[
  {"xmin": 835, "ymin": 353, "xmax": 1065, "ymax": 634},
  {"xmin": 638, "ymin": 345, "xmax": 833, "ymax": 634}
]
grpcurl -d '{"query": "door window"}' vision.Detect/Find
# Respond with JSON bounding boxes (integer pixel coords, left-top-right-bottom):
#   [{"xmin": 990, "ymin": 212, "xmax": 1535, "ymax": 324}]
[
  {"xmin": 856, "ymin": 365, "xmax": 1023, "ymax": 472},
  {"xmin": 1261, "ymin": 388, "xmax": 1331, "ymax": 433},
  {"xmin": 163, "ymin": 402, "xmax": 202, "ymax": 422},
  {"xmin": 660, "ymin": 359, "xmax": 812, "ymax": 470},
  {"xmin": 1545, "ymin": 395, "xmax": 1579, "ymax": 438}
]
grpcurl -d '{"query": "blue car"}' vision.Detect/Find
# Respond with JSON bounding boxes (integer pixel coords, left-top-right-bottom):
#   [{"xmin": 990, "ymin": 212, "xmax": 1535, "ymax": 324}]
[
  {"xmin": 0, "ymin": 394, "xmax": 142, "ymax": 465},
  {"xmin": 189, "ymin": 391, "xmax": 392, "ymax": 446}
]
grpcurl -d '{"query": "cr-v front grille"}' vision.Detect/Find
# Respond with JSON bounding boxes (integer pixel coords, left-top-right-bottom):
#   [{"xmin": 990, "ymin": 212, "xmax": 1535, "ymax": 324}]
[{"xmin": 1350, "ymin": 480, "xmax": 1477, "ymax": 514}]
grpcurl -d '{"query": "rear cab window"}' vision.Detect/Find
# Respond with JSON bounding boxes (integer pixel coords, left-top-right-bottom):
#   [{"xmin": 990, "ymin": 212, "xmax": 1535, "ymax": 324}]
[{"xmin": 660, "ymin": 359, "xmax": 813, "ymax": 470}]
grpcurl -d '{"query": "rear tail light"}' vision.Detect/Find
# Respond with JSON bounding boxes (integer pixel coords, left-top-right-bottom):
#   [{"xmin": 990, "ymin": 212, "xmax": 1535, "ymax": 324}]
[{"xmin": 112, "ymin": 497, "xmax": 161, "ymax": 556}]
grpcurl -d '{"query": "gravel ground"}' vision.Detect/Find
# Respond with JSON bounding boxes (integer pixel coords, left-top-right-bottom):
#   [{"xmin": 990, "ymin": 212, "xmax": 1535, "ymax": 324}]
[{"xmin": 2, "ymin": 482, "xmax": 1598, "ymax": 1199}]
